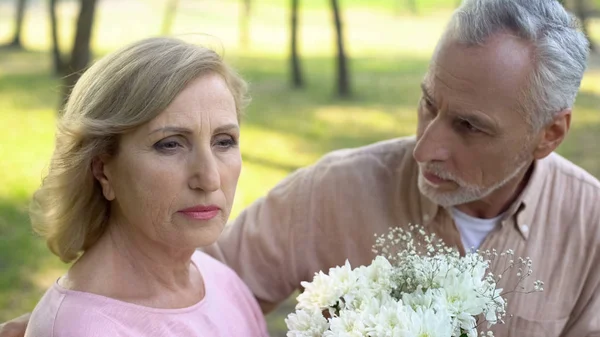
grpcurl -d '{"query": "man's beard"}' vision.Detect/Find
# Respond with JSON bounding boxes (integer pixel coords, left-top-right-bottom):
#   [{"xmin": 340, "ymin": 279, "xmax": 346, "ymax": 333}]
[{"xmin": 417, "ymin": 156, "xmax": 531, "ymax": 207}]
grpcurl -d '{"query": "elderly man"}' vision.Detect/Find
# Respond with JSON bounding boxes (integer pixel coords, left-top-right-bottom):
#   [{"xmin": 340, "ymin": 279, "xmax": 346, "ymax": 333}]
[
  {"xmin": 1, "ymin": 0, "xmax": 597, "ymax": 336},
  {"xmin": 202, "ymin": 1, "xmax": 597, "ymax": 336}
]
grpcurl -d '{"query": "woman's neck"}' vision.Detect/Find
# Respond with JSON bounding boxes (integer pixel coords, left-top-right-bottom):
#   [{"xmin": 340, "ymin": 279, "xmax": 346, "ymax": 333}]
[{"xmin": 61, "ymin": 223, "xmax": 205, "ymax": 309}]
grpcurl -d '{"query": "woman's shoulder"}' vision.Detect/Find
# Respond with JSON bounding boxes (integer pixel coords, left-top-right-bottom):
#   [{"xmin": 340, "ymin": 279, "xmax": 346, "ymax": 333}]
[
  {"xmin": 192, "ymin": 250, "xmax": 258, "ymax": 300},
  {"xmin": 191, "ymin": 251, "xmax": 269, "ymax": 335},
  {"xmin": 191, "ymin": 250, "xmax": 240, "ymax": 280},
  {"xmin": 26, "ymin": 285, "xmax": 122, "ymax": 337}
]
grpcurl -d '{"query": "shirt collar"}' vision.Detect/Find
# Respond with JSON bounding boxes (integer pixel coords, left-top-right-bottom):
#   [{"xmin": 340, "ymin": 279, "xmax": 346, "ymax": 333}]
[
  {"xmin": 417, "ymin": 156, "xmax": 551, "ymax": 240},
  {"xmin": 511, "ymin": 155, "xmax": 550, "ymax": 239}
]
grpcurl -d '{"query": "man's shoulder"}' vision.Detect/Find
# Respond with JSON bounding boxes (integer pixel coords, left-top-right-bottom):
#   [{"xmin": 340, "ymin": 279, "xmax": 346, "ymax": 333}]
[
  {"xmin": 542, "ymin": 153, "xmax": 600, "ymax": 228},
  {"xmin": 544, "ymin": 152, "xmax": 600, "ymax": 192},
  {"xmin": 281, "ymin": 136, "xmax": 420, "ymax": 198},
  {"xmin": 313, "ymin": 136, "xmax": 417, "ymax": 173}
]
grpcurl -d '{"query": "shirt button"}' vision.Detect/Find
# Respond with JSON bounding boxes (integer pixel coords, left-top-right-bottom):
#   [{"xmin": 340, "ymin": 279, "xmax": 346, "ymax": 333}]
[
  {"xmin": 423, "ymin": 214, "xmax": 430, "ymax": 222},
  {"xmin": 521, "ymin": 224, "xmax": 529, "ymax": 233}
]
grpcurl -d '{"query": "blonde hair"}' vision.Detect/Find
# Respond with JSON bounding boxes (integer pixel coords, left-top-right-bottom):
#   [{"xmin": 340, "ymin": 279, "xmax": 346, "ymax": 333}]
[{"xmin": 30, "ymin": 37, "xmax": 250, "ymax": 263}]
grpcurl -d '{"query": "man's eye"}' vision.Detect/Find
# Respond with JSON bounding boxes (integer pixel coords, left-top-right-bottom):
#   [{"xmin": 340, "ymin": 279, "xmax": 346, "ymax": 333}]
[
  {"xmin": 421, "ymin": 97, "xmax": 439, "ymax": 116},
  {"xmin": 421, "ymin": 97, "xmax": 434, "ymax": 109},
  {"xmin": 457, "ymin": 119, "xmax": 480, "ymax": 133},
  {"xmin": 425, "ymin": 98, "xmax": 434, "ymax": 108}
]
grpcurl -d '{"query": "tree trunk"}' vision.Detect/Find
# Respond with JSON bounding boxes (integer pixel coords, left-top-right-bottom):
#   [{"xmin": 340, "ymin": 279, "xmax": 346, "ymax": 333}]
[
  {"xmin": 239, "ymin": 0, "xmax": 251, "ymax": 49},
  {"xmin": 407, "ymin": 0, "xmax": 418, "ymax": 14},
  {"xmin": 9, "ymin": 0, "xmax": 28, "ymax": 48},
  {"xmin": 161, "ymin": 0, "xmax": 179, "ymax": 35},
  {"xmin": 575, "ymin": 0, "xmax": 596, "ymax": 52},
  {"xmin": 49, "ymin": 0, "xmax": 64, "ymax": 74},
  {"xmin": 290, "ymin": 0, "xmax": 304, "ymax": 88},
  {"xmin": 330, "ymin": 0, "xmax": 350, "ymax": 97},
  {"xmin": 60, "ymin": 0, "xmax": 98, "ymax": 109}
]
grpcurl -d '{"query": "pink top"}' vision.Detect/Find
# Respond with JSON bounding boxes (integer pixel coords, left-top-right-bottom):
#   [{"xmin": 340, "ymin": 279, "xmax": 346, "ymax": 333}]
[{"xmin": 25, "ymin": 251, "xmax": 269, "ymax": 337}]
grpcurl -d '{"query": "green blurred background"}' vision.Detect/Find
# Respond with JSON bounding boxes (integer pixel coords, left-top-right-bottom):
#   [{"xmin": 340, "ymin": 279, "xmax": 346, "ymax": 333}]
[{"xmin": 0, "ymin": 0, "xmax": 598, "ymax": 335}]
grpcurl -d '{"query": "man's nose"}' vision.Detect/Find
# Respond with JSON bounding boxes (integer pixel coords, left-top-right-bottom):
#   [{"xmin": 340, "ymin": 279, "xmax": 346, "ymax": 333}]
[{"xmin": 413, "ymin": 121, "xmax": 451, "ymax": 163}]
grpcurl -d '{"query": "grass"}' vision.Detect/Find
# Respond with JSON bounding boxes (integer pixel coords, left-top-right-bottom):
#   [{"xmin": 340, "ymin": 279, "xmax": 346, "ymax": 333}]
[{"xmin": 0, "ymin": 0, "xmax": 599, "ymax": 336}]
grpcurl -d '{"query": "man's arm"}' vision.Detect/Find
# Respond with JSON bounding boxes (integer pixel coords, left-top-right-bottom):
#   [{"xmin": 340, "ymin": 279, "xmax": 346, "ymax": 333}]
[
  {"xmin": 0, "ymin": 313, "xmax": 30, "ymax": 337},
  {"xmin": 560, "ymin": 283, "xmax": 600, "ymax": 336},
  {"xmin": 560, "ymin": 215, "xmax": 600, "ymax": 336},
  {"xmin": 257, "ymin": 298, "xmax": 279, "ymax": 315}
]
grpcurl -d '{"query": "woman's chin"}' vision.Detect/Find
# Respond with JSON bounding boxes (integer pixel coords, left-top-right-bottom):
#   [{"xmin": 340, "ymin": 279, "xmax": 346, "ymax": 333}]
[{"xmin": 175, "ymin": 222, "xmax": 224, "ymax": 248}]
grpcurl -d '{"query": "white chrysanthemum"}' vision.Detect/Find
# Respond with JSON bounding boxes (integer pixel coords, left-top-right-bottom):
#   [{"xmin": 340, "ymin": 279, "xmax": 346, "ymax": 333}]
[
  {"xmin": 285, "ymin": 309, "xmax": 329, "ymax": 337},
  {"xmin": 343, "ymin": 263, "xmax": 394, "ymax": 312},
  {"xmin": 363, "ymin": 297, "xmax": 411, "ymax": 337},
  {"xmin": 297, "ymin": 271, "xmax": 341, "ymax": 310},
  {"xmin": 297, "ymin": 260, "xmax": 363, "ymax": 312},
  {"xmin": 324, "ymin": 310, "xmax": 368, "ymax": 337},
  {"xmin": 359, "ymin": 256, "xmax": 395, "ymax": 294},
  {"xmin": 344, "ymin": 290, "xmax": 398, "ymax": 320},
  {"xmin": 340, "ymin": 287, "xmax": 370, "ymax": 312},
  {"xmin": 327, "ymin": 260, "xmax": 360, "ymax": 295},
  {"xmin": 482, "ymin": 287, "xmax": 505, "ymax": 326},
  {"xmin": 404, "ymin": 306, "xmax": 454, "ymax": 337},
  {"xmin": 401, "ymin": 287, "xmax": 448, "ymax": 313},
  {"xmin": 454, "ymin": 312, "xmax": 477, "ymax": 337},
  {"xmin": 440, "ymin": 271, "xmax": 488, "ymax": 317}
]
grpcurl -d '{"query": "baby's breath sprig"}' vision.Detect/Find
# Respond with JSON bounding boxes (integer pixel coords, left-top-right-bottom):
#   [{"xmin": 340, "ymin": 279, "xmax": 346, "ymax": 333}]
[{"xmin": 372, "ymin": 224, "xmax": 544, "ymax": 330}]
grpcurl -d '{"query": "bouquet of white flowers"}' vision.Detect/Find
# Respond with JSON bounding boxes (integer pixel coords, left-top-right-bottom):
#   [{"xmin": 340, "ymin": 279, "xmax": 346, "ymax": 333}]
[{"xmin": 285, "ymin": 225, "xmax": 543, "ymax": 337}]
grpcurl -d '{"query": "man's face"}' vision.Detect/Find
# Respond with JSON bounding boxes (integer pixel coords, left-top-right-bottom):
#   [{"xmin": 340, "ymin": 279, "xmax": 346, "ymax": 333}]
[{"xmin": 414, "ymin": 33, "xmax": 538, "ymax": 207}]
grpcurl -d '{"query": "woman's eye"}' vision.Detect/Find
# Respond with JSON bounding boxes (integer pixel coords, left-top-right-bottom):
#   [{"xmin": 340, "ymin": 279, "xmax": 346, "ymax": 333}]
[
  {"xmin": 154, "ymin": 139, "xmax": 183, "ymax": 152},
  {"xmin": 214, "ymin": 136, "xmax": 238, "ymax": 149}
]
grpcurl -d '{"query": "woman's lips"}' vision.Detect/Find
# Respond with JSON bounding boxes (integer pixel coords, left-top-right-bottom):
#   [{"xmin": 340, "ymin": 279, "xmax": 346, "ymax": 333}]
[{"xmin": 178, "ymin": 205, "xmax": 220, "ymax": 220}]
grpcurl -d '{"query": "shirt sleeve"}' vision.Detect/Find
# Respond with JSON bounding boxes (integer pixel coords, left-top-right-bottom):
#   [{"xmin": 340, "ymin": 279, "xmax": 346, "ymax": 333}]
[
  {"xmin": 32, "ymin": 306, "xmax": 122, "ymax": 337},
  {"xmin": 560, "ymin": 279, "xmax": 600, "ymax": 336},
  {"xmin": 560, "ymin": 215, "xmax": 600, "ymax": 336},
  {"xmin": 229, "ymin": 266, "xmax": 271, "ymax": 336},
  {"xmin": 201, "ymin": 166, "xmax": 315, "ymax": 306}
]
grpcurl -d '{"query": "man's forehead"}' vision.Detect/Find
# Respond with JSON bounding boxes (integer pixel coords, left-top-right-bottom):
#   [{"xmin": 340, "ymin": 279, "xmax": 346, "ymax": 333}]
[
  {"xmin": 424, "ymin": 34, "xmax": 533, "ymax": 115},
  {"xmin": 431, "ymin": 33, "xmax": 534, "ymax": 91}
]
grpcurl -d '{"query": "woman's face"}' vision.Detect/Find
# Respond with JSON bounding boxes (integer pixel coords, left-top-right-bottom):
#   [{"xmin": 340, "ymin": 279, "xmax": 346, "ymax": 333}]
[{"xmin": 98, "ymin": 73, "xmax": 241, "ymax": 250}]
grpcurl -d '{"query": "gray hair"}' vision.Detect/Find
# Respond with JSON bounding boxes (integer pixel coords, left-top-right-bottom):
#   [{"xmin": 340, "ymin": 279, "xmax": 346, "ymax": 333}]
[{"xmin": 447, "ymin": 0, "xmax": 589, "ymax": 130}]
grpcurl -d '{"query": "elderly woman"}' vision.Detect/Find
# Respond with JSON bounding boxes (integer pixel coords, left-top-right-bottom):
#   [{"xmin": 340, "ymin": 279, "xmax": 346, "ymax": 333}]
[{"xmin": 24, "ymin": 37, "xmax": 268, "ymax": 336}]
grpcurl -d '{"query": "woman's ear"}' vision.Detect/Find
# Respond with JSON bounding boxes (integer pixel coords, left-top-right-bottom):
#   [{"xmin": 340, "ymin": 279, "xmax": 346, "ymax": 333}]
[{"xmin": 91, "ymin": 156, "xmax": 115, "ymax": 201}]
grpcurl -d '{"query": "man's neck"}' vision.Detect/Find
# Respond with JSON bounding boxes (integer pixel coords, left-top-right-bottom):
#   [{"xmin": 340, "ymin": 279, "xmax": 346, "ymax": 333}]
[{"xmin": 454, "ymin": 162, "xmax": 534, "ymax": 219}]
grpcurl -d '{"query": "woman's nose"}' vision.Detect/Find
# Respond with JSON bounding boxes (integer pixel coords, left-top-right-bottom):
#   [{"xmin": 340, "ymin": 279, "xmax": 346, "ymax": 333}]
[{"xmin": 188, "ymin": 149, "xmax": 220, "ymax": 192}]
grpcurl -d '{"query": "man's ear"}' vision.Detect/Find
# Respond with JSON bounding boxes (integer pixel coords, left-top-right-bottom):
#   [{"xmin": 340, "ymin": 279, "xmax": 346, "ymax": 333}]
[
  {"xmin": 91, "ymin": 155, "xmax": 115, "ymax": 201},
  {"xmin": 532, "ymin": 109, "xmax": 571, "ymax": 160}
]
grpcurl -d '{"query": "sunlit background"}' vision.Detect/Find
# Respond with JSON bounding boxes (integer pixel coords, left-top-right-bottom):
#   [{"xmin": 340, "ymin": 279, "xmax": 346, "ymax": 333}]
[{"xmin": 0, "ymin": 0, "xmax": 598, "ymax": 335}]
